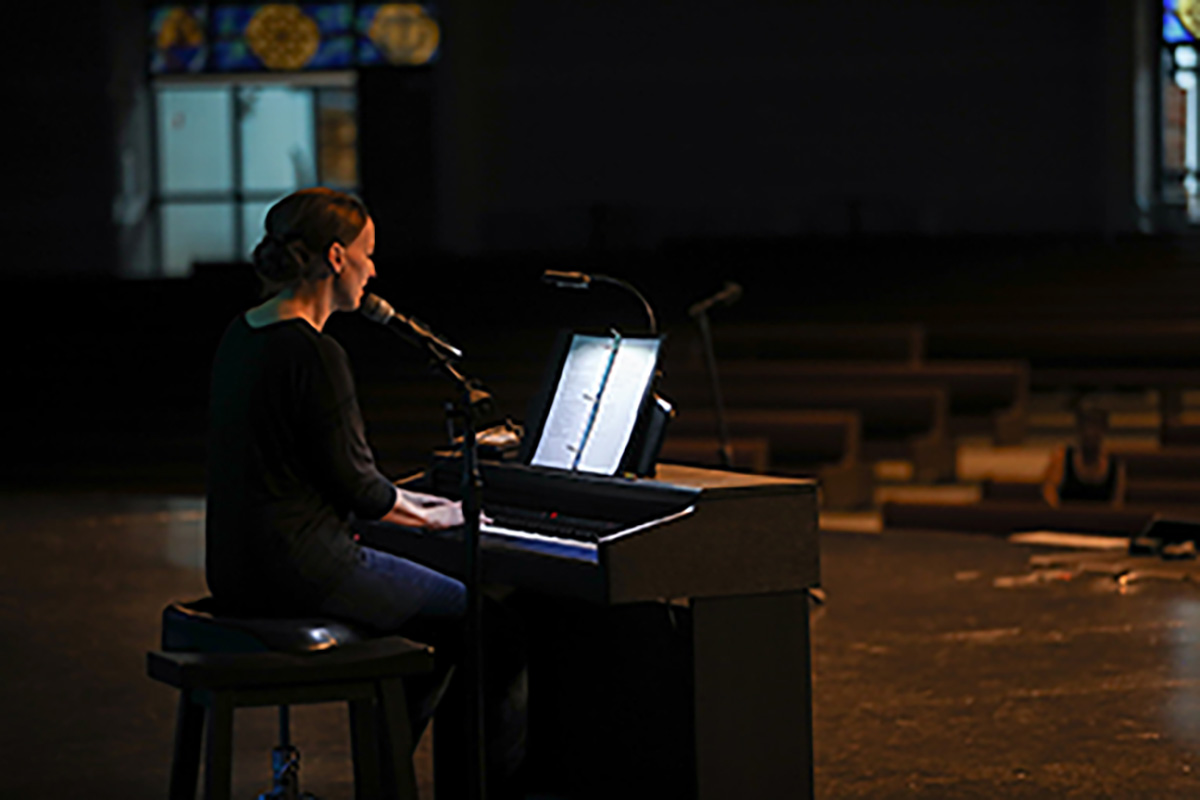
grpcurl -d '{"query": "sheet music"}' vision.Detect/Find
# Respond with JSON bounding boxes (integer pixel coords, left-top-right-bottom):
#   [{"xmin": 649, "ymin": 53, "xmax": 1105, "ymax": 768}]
[
  {"xmin": 531, "ymin": 335, "xmax": 617, "ymax": 471},
  {"xmin": 576, "ymin": 337, "xmax": 659, "ymax": 473},
  {"xmin": 530, "ymin": 334, "xmax": 660, "ymax": 474}
]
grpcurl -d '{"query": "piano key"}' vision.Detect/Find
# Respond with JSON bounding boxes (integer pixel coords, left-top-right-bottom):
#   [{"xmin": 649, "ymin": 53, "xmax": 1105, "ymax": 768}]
[{"xmin": 480, "ymin": 522, "xmax": 598, "ymax": 561}]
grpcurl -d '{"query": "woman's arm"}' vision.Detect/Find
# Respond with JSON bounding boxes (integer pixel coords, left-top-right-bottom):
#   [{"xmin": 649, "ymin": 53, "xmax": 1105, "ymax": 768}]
[
  {"xmin": 1041, "ymin": 446, "xmax": 1065, "ymax": 507},
  {"xmin": 305, "ymin": 339, "xmax": 411, "ymax": 520},
  {"xmin": 1111, "ymin": 457, "xmax": 1128, "ymax": 508}
]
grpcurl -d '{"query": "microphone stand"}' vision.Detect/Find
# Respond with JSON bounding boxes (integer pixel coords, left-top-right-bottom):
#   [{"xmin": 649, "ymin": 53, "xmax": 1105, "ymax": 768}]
[
  {"xmin": 443, "ymin": 363, "xmax": 489, "ymax": 800},
  {"xmin": 691, "ymin": 308, "xmax": 733, "ymax": 468},
  {"xmin": 385, "ymin": 326, "xmax": 490, "ymax": 800}
]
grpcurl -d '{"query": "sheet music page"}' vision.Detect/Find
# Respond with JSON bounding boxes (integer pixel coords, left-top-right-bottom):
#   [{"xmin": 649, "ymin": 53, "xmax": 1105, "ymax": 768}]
[
  {"xmin": 530, "ymin": 335, "xmax": 616, "ymax": 470},
  {"xmin": 576, "ymin": 337, "xmax": 660, "ymax": 474}
]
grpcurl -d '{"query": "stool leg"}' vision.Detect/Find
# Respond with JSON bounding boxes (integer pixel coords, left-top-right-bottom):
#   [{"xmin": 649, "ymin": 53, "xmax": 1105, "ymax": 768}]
[
  {"xmin": 204, "ymin": 693, "xmax": 235, "ymax": 800},
  {"xmin": 278, "ymin": 705, "xmax": 291, "ymax": 747},
  {"xmin": 377, "ymin": 678, "xmax": 417, "ymax": 800},
  {"xmin": 170, "ymin": 690, "xmax": 205, "ymax": 800},
  {"xmin": 349, "ymin": 698, "xmax": 383, "ymax": 800}
]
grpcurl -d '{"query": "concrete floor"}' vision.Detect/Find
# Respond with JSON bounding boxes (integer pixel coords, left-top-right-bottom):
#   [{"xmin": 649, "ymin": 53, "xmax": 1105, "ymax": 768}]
[{"xmin": 3, "ymin": 494, "xmax": 1200, "ymax": 798}]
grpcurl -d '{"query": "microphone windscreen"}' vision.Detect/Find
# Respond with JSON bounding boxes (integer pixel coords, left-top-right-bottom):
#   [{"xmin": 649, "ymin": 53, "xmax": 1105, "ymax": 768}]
[
  {"xmin": 722, "ymin": 282, "xmax": 744, "ymax": 305},
  {"xmin": 359, "ymin": 292, "xmax": 395, "ymax": 324}
]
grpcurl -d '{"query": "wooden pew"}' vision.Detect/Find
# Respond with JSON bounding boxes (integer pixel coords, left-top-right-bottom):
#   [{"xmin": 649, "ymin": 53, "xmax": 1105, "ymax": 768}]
[
  {"xmin": 882, "ymin": 500, "xmax": 1151, "ymax": 536},
  {"xmin": 926, "ymin": 320, "xmax": 1200, "ymax": 428},
  {"xmin": 662, "ymin": 380, "xmax": 954, "ymax": 481},
  {"xmin": 668, "ymin": 322, "xmax": 924, "ymax": 365},
  {"xmin": 657, "ymin": 436, "xmax": 772, "ymax": 473},
  {"xmin": 357, "ymin": 356, "xmax": 1018, "ymax": 490},
  {"xmin": 676, "ymin": 360, "xmax": 1029, "ymax": 444},
  {"xmin": 981, "ymin": 480, "xmax": 1042, "ymax": 502},
  {"xmin": 983, "ymin": 449, "xmax": 1200, "ymax": 508},
  {"xmin": 927, "ymin": 319, "xmax": 1200, "ymax": 366},
  {"xmin": 979, "ymin": 478, "xmax": 1200, "ymax": 508},
  {"xmin": 1119, "ymin": 448, "xmax": 1200, "ymax": 506},
  {"xmin": 1160, "ymin": 420, "xmax": 1200, "ymax": 447},
  {"xmin": 667, "ymin": 408, "xmax": 873, "ymax": 510}
]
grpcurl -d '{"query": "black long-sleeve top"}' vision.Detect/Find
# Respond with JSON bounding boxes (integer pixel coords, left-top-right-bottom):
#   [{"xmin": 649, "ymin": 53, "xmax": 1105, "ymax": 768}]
[{"xmin": 205, "ymin": 316, "xmax": 397, "ymax": 613}]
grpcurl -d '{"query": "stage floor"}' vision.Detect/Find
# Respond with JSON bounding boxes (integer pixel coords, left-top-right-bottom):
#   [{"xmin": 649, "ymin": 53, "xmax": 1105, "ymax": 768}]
[{"xmin": 2, "ymin": 493, "xmax": 1199, "ymax": 798}]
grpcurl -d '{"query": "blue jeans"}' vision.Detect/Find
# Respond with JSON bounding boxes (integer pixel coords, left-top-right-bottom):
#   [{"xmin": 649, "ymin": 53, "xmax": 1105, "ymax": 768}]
[
  {"xmin": 317, "ymin": 544, "xmax": 466, "ymax": 635},
  {"xmin": 318, "ymin": 543, "xmax": 527, "ymax": 794}
]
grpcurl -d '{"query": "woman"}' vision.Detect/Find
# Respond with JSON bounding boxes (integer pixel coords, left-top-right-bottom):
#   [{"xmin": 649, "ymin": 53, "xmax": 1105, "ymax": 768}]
[
  {"xmin": 1042, "ymin": 405, "xmax": 1127, "ymax": 507},
  {"xmin": 205, "ymin": 188, "xmax": 525, "ymax": 791},
  {"xmin": 206, "ymin": 187, "xmax": 467, "ymax": 627}
]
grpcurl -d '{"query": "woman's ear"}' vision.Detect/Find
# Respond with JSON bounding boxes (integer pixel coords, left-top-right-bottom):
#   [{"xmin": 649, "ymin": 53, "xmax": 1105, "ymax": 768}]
[{"xmin": 325, "ymin": 239, "xmax": 345, "ymax": 277}]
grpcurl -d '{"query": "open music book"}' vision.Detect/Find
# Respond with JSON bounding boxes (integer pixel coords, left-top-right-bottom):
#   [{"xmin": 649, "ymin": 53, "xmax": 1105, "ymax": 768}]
[{"xmin": 529, "ymin": 332, "xmax": 661, "ymax": 475}]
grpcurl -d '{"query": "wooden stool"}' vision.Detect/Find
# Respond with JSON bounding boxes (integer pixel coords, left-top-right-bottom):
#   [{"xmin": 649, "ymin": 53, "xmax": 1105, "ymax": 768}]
[{"xmin": 147, "ymin": 598, "xmax": 434, "ymax": 800}]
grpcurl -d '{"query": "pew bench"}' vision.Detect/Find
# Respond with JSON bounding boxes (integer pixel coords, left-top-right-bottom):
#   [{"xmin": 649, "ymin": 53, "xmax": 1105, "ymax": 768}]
[
  {"xmin": 662, "ymin": 379, "xmax": 954, "ymax": 482},
  {"xmin": 881, "ymin": 500, "xmax": 1151, "ymax": 537},
  {"xmin": 657, "ymin": 435, "xmax": 772, "ymax": 473},
  {"xmin": 668, "ymin": 408, "xmax": 872, "ymax": 509},
  {"xmin": 686, "ymin": 360, "xmax": 1029, "ymax": 445},
  {"xmin": 667, "ymin": 322, "xmax": 925, "ymax": 365}
]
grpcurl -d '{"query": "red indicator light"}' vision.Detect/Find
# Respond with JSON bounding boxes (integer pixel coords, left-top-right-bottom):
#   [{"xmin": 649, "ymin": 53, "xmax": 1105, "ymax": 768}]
[{"xmin": 549, "ymin": 512, "xmax": 558, "ymax": 519}]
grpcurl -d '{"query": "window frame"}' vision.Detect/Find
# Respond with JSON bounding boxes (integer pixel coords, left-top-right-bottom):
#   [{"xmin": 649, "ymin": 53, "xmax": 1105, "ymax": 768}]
[{"xmin": 150, "ymin": 70, "xmax": 359, "ymax": 275}]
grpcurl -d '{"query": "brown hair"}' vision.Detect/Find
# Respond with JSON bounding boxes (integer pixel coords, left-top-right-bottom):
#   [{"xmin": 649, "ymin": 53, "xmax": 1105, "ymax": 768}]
[{"xmin": 251, "ymin": 187, "xmax": 369, "ymax": 294}]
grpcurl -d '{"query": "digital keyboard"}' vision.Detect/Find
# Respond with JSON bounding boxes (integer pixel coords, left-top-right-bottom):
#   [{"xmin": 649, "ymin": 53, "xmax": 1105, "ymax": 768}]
[
  {"xmin": 356, "ymin": 458, "xmax": 819, "ymax": 604},
  {"xmin": 354, "ymin": 458, "xmax": 822, "ymax": 799},
  {"xmin": 482, "ymin": 503, "xmax": 620, "ymax": 543}
]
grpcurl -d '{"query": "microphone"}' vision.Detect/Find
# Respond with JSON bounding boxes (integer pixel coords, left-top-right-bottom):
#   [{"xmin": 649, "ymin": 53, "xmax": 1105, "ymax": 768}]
[
  {"xmin": 688, "ymin": 281, "xmax": 743, "ymax": 318},
  {"xmin": 359, "ymin": 293, "xmax": 463, "ymax": 360},
  {"xmin": 541, "ymin": 269, "xmax": 659, "ymax": 333},
  {"xmin": 541, "ymin": 270, "xmax": 591, "ymax": 289}
]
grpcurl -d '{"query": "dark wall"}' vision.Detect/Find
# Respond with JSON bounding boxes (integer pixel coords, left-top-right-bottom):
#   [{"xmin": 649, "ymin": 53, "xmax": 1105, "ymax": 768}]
[
  {"xmin": 434, "ymin": 0, "xmax": 1152, "ymax": 253},
  {"xmin": 359, "ymin": 69, "xmax": 437, "ymax": 255},
  {"xmin": 4, "ymin": 4, "xmax": 121, "ymax": 276},
  {"xmin": 1, "ymin": 0, "xmax": 157, "ymax": 278},
  {"xmin": 1, "ymin": 0, "xmax": 1156, "ymax": 278}
]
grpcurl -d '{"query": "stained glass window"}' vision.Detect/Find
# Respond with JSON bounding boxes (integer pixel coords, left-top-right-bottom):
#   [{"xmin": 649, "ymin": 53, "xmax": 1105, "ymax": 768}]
[
  {"xmin": 149, "ymin": 3, "xmax": 438, "ymax": 73},
  {"xmin": 212, "ymin": 5, "xmax": 353, "ymax": 71},
  {"xmin": 1165, "ymin": 1, "xmax": 1200, "ymax": 223},
  {"xmin": 150, "ymin": 6, "xmax": 208, "ymax": 73},
  {"xmin": 358, "ymin": 4, "xmax": 441, "ymax": 66},
  {"xmin": 1167, "ymin": 0, "xmax": 1198, "ymax": 44}
]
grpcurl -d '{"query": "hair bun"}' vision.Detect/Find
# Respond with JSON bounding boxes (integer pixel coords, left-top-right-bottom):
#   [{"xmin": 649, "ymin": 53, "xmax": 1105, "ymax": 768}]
[
  {"xmin": 252, "ymin": 188, "xmax": 368, "ymax": 294},
  {"xmin": 252, "ymin": 235, "xmax": 305, "ymax": 284}
]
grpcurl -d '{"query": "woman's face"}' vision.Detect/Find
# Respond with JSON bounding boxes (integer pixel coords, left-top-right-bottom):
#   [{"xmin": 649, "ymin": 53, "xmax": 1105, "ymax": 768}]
[
  {"xmin": 1078, "ymin": 416, "xmax": 1107, "ymax": 451},
  {"xmin": 331, "ymin": 216, "xmax": 376, "ymax": 311}
]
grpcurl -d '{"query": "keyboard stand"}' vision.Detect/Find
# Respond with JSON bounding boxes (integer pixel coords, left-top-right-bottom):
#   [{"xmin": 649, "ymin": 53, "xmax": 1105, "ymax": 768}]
[
  {"xmin": 693, "ymin": 590, "xmax": 813, "ymax": 799},
  {"xmin": 359, "ymin": 462, "xmax": 819, "ymax": 799}
]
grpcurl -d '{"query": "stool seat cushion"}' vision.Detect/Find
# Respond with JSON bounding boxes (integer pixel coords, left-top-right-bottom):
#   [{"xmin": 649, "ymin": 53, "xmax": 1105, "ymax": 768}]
[
  {"xmin": 162, "ymin": 597, "xmax": 370, "ymax": 654},
  {"xmin": 148, "ymin": 637, "xmax": 434, "ymax": 691}
]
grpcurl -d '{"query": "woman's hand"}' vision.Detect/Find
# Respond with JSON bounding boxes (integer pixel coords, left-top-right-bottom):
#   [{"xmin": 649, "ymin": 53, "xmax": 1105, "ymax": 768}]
[
  {"xmin": 398, "ymin": 488, "xmax": 458, "ymax": 509},
  {"xmin": 384, "ymin": 489, "xmax": 496, "ymax": 532},
  {"xmin": 382, "ymin": 489, "xmax": 461, "ymax": 530},
  {"xmin": 419, "ymin": 501, "xmax": 466, "ymax": 531},
  {"xmin": 382, "ymin": 488, "xmax": 488, "ymax": 531}
]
